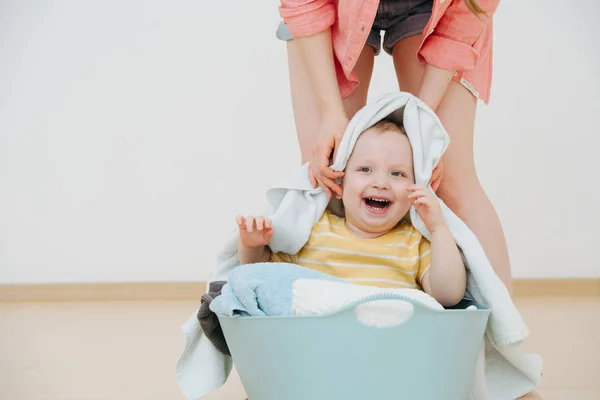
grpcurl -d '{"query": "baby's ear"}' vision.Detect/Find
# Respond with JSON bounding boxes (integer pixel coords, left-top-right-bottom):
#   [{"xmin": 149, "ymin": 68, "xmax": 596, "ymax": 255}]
[{"xmin": 327, "ymin": 197, "xmax": 345, "ymax": 217}]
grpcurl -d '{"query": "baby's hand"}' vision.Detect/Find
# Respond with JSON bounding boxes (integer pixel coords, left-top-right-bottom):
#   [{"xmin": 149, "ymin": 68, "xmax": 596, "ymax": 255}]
[
  {"xmin": 406, "ymin": 185, "xmax": 445, "ymax": 233},
  {"xmin": 236, "ymin": 215, "xmax": 274, "ymax": 249}
]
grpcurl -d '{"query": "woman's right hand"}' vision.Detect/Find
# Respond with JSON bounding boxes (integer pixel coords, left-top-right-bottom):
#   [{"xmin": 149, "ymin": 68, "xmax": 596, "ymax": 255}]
[{"xmin": 309, "ymin": 114, "xmax": 349, "ymax": 199}]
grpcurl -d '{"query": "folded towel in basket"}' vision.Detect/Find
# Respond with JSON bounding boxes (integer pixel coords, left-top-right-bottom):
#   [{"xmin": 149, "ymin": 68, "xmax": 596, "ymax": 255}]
[
  {"xmin": 293, "ymin": 278, "xmax": 442, "ymax": 311},
  {"xmin": 292, "ymin": 278, "xmax": 444, "ymax": 327},
  {"xmin": 209, "ymin": 263, "xmax": 441, "ymax": 328},
  {"xmin": 209, "ymin": 262, "xmax": 342, "ymax": 317}
]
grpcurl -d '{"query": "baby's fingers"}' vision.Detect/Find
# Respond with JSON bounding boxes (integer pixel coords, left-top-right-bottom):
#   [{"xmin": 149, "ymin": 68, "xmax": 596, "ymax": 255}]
[
  {"xmin": 245, "ymin": 216, "xmax": 255, "ymax": 233},
  {"xmin": 413, "ymin": 197, "xmax": 431, "ymax": 206},
  {"xmin": 407, "ymin": 189, "xmax": 426, "ymax": 199},
  {"xmin": 264, "ymin": 227, "xmax": 274, "ymax": 242},
  {"xmin": 406, "ymin": 184, "xmax": 431, "ymax": 192},
  {"xmin": 236, "ymin": 215, "xmax": 246, "ymax": 229},
  {"xmin": 238, "ymin": 215, "xmax": 272, "ymax": 233},
  {"xmin": 406, "ymin": 184, "xmax": 423, "ymax": 192},
  {"xmin": 255, "ymin": 217, "xmax": 266, "ymax": 231}
]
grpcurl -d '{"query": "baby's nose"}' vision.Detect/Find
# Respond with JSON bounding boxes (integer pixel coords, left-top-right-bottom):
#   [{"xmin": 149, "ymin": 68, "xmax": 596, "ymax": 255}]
[{"xmin": 372, "ymin": 174, "xmax": 390, "ymax": 189}]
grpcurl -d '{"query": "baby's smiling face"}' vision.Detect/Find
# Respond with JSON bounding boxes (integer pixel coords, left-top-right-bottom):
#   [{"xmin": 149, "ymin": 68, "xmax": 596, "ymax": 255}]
[{"xmin": 341, "ymin": 122, "xmax": 415, "ymax": 238}]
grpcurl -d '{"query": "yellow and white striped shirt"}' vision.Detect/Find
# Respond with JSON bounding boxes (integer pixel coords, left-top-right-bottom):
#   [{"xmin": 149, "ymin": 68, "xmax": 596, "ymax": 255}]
[{"xmin": 271, "ymin": 210, "xmax": 432, "ymax": 289}]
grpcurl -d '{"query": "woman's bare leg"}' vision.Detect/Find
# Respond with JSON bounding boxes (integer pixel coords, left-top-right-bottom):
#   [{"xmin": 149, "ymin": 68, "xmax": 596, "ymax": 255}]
[{"xmin": 392, "ymin": 35, "xmax": 512, "ymax": 289}]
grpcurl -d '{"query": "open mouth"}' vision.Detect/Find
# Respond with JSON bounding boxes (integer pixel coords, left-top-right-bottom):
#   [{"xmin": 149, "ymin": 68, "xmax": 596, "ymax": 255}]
[{"xmin": 363, "ymin": 197, "xmax": 392, "ymax": 213}]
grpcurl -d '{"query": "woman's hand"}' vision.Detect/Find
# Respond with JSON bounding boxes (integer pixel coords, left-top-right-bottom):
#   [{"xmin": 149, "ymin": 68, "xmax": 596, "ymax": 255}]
[{"xmin": 309, "ymin": 114, "xmax": 348, "ymax": 199}]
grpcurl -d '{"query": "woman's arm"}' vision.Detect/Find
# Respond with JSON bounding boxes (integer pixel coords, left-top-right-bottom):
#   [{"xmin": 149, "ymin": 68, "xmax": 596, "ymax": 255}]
[
  {"xmin": 417, "ymin": 0, "xmax": 501, "ymax": 110},
  {"xmin": 294, "ymin": 29, "xmax": 346, "ymax": 118},
  {"xmin": 280, "ymin": 0, "xmax": 343, "ymax": 114},
  {"xmin": 279, "ymin": 2, "xmax": 348, "ymax": 198},
  {"xmin": 417, "ymin": 64, "xmax": 455, "ymax": 112},
  {"xmin": 286, "ymin": 28, "xmax": 348, "ymax": 198},
  {"xmin": 279, "ymin": 0, "xmax": 336, "ymax": 38},
  {"xmin": 418, "ymin": 0, "xmax": 501, "ymax": 75}
]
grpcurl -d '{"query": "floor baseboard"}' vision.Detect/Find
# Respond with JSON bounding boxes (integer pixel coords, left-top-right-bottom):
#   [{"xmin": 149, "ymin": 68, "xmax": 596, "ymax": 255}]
[
  {"xmin": 511, "ymin": 278, "xmax": 600, "ymax": 297},
  {"xmin": 0, "ymin": 282, "xmax": 207, "ymax": 302},
  {"xmin": 0, "ymin": 279, "xmax": 598, "ymax": 302}
]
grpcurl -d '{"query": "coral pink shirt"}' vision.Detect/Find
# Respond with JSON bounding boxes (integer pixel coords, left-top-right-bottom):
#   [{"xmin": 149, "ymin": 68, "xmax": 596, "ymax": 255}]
[{"xmin": 279, "ymin": 0, "xmax": 500, "ymax": 104}]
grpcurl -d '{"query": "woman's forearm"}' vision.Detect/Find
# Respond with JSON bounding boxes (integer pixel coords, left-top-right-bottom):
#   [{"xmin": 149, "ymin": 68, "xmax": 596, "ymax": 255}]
[
  {"xmin": 294, "ymin": 29, "xmax": 347, "ymax": 117},
  {"xmin": 417, "ymin": 64, "xmax": 456, "ymax": 111}
]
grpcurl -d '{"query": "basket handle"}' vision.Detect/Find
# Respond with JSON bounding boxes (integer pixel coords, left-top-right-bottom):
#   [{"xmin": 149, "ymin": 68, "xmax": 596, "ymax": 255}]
[{"xmin": 328, "ymin": 292, "xmax": 443, "ymax": 316}]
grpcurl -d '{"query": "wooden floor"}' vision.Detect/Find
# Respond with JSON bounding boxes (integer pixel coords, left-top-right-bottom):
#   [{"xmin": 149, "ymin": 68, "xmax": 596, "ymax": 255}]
[{"xmin": 1, "ymin": 296, "xmax": 599, "ymax": 400}]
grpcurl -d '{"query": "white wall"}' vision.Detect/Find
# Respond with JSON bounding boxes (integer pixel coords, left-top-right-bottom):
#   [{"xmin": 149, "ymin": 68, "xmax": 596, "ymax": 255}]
[{"xmin": 1, "ymin": 0, "xmax": 599, "ymax": 284}]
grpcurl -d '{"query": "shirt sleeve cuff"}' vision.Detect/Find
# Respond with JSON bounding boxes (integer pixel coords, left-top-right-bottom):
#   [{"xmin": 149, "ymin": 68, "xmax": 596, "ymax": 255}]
[
  {"xmin": 418, "ymin": 34, "xmax": 480, "ymax": 72},
  {"xmin": 279, "ymin": 2, "xmax": 336, "ymax": 38}
]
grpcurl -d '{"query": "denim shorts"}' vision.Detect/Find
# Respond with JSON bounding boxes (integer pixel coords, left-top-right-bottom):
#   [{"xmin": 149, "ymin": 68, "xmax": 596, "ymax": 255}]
[{"xmin": 276, "ymin": 0, "xmax": 434, "ymax": 56}]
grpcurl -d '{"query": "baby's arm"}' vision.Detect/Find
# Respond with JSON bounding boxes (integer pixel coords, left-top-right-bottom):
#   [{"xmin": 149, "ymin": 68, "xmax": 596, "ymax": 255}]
[
  {"xmin": 239, "ymin": 242, "xmax": 271, "ymax": 265},
  {"xmin": 407, "ymin": 185, "xmax": 466, "ymax": 306},
  {"xmin": 236, "ymin": 215, "xmax": 273, "ymax": 265},
  {"xmin": 421, "ymin": 227, "xmax": 466, "ymax": 306}
]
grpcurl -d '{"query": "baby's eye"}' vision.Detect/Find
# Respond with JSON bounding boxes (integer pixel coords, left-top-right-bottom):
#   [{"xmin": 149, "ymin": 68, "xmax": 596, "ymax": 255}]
[
  {"xmin": 359, "ymin": 167, "xmax": 371, "ymax": 173},
  {"xmin": 392, "ymin": 171, "xmax": 406, "ymax": 177}
]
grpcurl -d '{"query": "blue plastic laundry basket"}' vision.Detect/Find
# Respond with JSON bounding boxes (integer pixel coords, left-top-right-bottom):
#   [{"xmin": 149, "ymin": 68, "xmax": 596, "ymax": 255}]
[{"xmin": 218, "ymin": 293, "xmax": 491, "ymax": 400}]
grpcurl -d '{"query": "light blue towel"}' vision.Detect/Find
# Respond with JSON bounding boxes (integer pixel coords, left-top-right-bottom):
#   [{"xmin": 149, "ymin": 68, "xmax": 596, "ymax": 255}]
[{"xmin": 209, "ymin": 262, "xmax": 343, "ymax": 317}]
